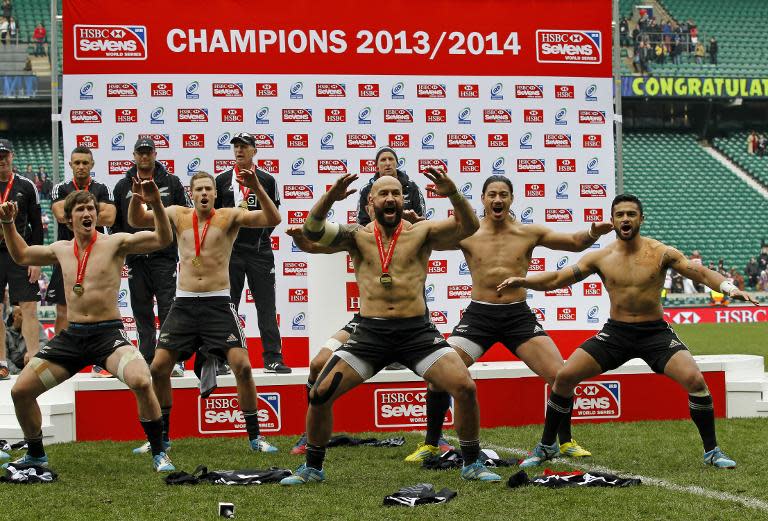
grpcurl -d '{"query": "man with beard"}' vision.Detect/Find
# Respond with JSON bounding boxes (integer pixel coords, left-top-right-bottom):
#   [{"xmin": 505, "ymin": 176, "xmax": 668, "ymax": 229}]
[
  {"xmin": 497, "ymin": 194, "xmax": 758, "ymax": 468},
  {"xmin": 281, "ymin": 169, "xmax": 502, "ymax": 485},
  {"xmin": 49, "ymin": 147, "xmax": 116, "ymax": 358},
  {"xmin": 0, "ymin": 185, "xmax": 176, "ymax": 471},
  {"xmin": 128, "ymin": 170, "xmax": 281, "ymax": 454},
  {"xmin": 404, "ymin": 175, "xmax": 613, "ymax": 464}
]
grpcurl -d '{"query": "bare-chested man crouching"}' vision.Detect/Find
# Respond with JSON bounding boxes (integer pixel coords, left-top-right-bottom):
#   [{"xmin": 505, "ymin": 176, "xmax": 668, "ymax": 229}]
[
  {"xmin": 128, "ymin": 170, "xmax": 281, "ymax": 455},
  {"xmin": 0, "ymin": 184, "xmax": 175, "ymax": 471},
  {"xmin": 404, "ymin": 174, "xmax": 613, "ymax": 464},
  {"xmin": 280, "ymin": 168, "xmax": 504, "ymax": 485},
  {"xmin": 498, "ymin": 194, "xmax": 758, "ymax": 468}
]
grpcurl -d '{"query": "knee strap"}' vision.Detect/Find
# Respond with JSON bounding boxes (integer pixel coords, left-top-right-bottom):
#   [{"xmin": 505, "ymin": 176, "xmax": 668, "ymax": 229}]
[
  {"xmin": 309, "ymin": 356, "xmax": 343, "ymax": 406},
  {"xmin": 27, "ymin": 358, "xmax": 59, "ymax": 390},
  {"xmin": 117, "ymin": 348, "xmax": 146, "ymax": 383}
]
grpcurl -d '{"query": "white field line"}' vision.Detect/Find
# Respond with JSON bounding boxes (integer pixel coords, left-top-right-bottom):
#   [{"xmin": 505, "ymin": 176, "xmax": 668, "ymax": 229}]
[{"xmin": 444, "ymin": 436, "xmax": 768, "ymax": 512}]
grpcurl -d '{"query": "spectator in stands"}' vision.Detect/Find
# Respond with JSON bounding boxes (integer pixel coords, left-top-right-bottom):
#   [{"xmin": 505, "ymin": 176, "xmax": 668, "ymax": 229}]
[
  {"xmin": 671, "ymin": 271, "xmax": 684, "ymax": 293},
  {"xmin": 639, "ymin": 40, "xmax": 653, "ymax": 74},
  {"xmin": 32, "ymin": 22, "xmax": 45, "ymax": 57},
  {"xmin": 746, "ymin": 257, "xmax": 760, "ymax": 288},
  {"xmin": 661, "ymin": 20, "xmax": 672, "ymax": 53},
  {"xmin": 694, "ymin": 41, "xmax": 705, "ymax": 64},
  {"xmin": 33, "ymin": 173, "xmax": 42, "ymax": 194},
  {"xmin": 23, "ymin": 164, "xmax": 33, "ymax": 179},
  {"xmin": 747, "ymin": 131, "xmax": 758, "ymax": 155},
  {"xmin": 1, "ymin": 1, "xmax": 10, "ymax": 20},
  {"xmin": 620, "ymin": 17, "xmax": 630, "ymax": 47},
  {"xmin": 7, "ymin": 15, "xmax": 15, "ymax": 44},
  {"xmin": 671, "ymin": 35, "xmax": 683, "ymax": 65},
  {"xmin": 689, "ymin": 21, "xmax": 698, "ymax": 50},
  {"xmin": 759, "ymin": 270, "xmax": 768, "ymax": 291},
  {"xmin": 759, "ymin": 243, "xmax": 768, "ymax": 270},
  {"xmin": 4, "ymin": 306, "xmax": 46, "ymax": 375},
  {"xmin": 758, "ymin": 134, "xmax": 767, "ymax": 157},
  {"xmin": 654, "ymin": 42, "xmax": 665, "ymax": 65},
  {"xmin": 708, "ymin": 37, "xmax": 718, "ymax": 65},
  {"xmin": 40, "ymin": 173, "xmax": 52, "ymax": 199},
  {"xmin": 0, "ymin": 16, "xmax": 8, "ymax": 46}
]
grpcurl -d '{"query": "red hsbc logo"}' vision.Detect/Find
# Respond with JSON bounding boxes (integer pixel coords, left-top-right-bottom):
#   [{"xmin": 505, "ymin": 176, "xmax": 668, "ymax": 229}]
[
  {"xmin": 270, "ymin": 236, "xmax": 279, "ymax": 250},
  {"xmin": 70, "ymin": 109, "xmax": 102, "ymax": 124},
  {"xmin": 557, "ymin": 158, "xmax": 576, "ymax": 172},
  {"xmin": 583, "ymin": 134, "xmax": 602, "ymax": 148},
  {"xmin": 384, "ymin": 108, "xmax": 414, "ymax": 123},
  {"xmin": 418, "ymin": 159, "xmax": 448, "ymax": 174},
  {"xmin": 425, "ymin": 108, "xmax": 447, "ymax": 123},
  {"xmin": 287, "ymin": 134, "xmax": 309, "ymax": 148},
  {"xmin": 76, "ymin": 134, "xmax": 99, "ymax": 148},
  {"xmin": 282, "ymin": 109, "xmax": 312, "ymax": 122},
  {"xmin": 428, "ymin": 260, "xmax": 448, "ymax": 274},
  {"xmin": 545, "ymin": 287, "xmax": 573, "ymax": 297},
  {"xmin": 288, "ymin": 288, "xmax": 308, "ymax": 303},
  {"xmin": 106, "ymin": 83, "xmax": 138, "ymax": 97},
  {"xmin": 158, "ymin": 159, "xmax": 175, "ymax": 174},
  {"xmin": 359, "ymin": 159, "xmax": 376, "ymax": 174},
  {"xmin": 198, "ymin": 392, "xmax": 281, "ymax": 433},
  {"xmin": 487, "ymin": 134, "xmax": 509, "ymax": 148},
  {"xmin": 388, "ymin": 133, "xmax": 409, "ymax": 148},
  {"xmin": 347, "ymin": 212, "xmax": 357, "ymax": 225},
  {"xmin": 458, "ymin": 84, "xmax": 479, "ymax": 98},
  {"xmin": 544, "ymin": 133, "xmax": 572, "ymax": 148},
  {"xmin": 346, "ymin": 254, "xmax": 355, "ymax": 273},
  {"xmin": 254, "ymin": 83, "xmax": 277, "ymax": 97},
  {"xmin": 182, "ymin": 134, "xmax": 205, "ymax": 148},
  {"xmin": 579, "ymin": 110, "xmax": 606, "ymax": 124},
  {"xmin": 256, "ymin": 159, "xmax": 279, "ymax": 174},
  {"xmin": 555, "ymin": 84, "xmax": 575, "ymax": 98},
  {"xmin": 580, "ymin": 184, "xmax": 607, "ymax": 197},
  {"xmin": 515, "ymin": 84, "xmax": 544, "ymax": 98},
  {"xmin": 74, "ymin": 24, "xmax": 148, "ymax": 61},
  {"xmin": 537, "ymin": 30, "xmax": 602, "ymax": 64},
  {"xmin": 430, "ymin": 311, "xmax": 448, "ymax": 325},
  {"xmin": 108, "ymin": 160, "xmax": 133, "ymax": 175},
  {"xmin": 447, "ymin": 133, "xmax": 476, "ymax": 148},
  {"xmin": 524, "ymin": 109, "xmax": 544, "ymax": 123},
  {"xmin": 114, "ymin": 108, "xmax": 137, "ymax": 123},
  {"xmin": 557, "ymin": 307, "xmax": 577, "ymax": 320},
  {"xmin": 325, "ymin": 108, "xmax": 346, "ymax": 122},
  {"xmin": 358, "ymin": 83, "xmax": 380, "ymax": 97},
  {"xmin": 525, "ymin": 184, "xmax": 545, "ymax": 197},
  {"xmin": 283, "ymin": 184, "xmax": 313, "ymax": 199},
  {"xmin": 347, "ymin": 134, "xmax": 376, "ymax": 148},
  {"xmin": 517, "ymin": 159, "xmax": 545, "ymax": 173},
  {"xmin": 447, "ymin": 285, "xmax": 472, "ymax": 299},
  {"xmin": 212, "ymin": 82, "xmax": 243, "ymax": 97},
  {"xmin": 150, "ymin": 83, "xmax": 173, "ymax": 97},
  {"xmin": 214, "ymin": 159, "xmax": 236, "ymax": 174},
  {"xmin": 583, "ymin": 281, "xmax": 603, "ymax": 296},
  {"xmin": 287, "ymin": 210, "xmax": 309, "ymax": 225},
  {"xmin": 252, "ymin": 133, "xmax": 274, "ymax": 148},
  {"xmin": 529, "ymin": 258, "xmax": 546, "ymax": 271},
  {"xmin": 177, "ymin": 108, "xmax": 208, "ymax": 122},
  {"xmin": 483, "ymin": 109, "xmax": 512, "ymax": 123},
  {"xmin": 583, "ymin": 208, "xmax": 604, "ymax": 222},
  {"xmin": 460, "ymin": 159, "xmax": 481, "ymax": 173},
  {"xmin": 121, "ymin": 316, "xmax": 136, "ymax": 331},
  {"xmin": 221, "ymin": 107, "xmax": 244, "ymax": 122},
  {"xmin": 374, "ymin": 387, "xmax": 454, "ymax": 428},
  {"xmin": 545, "ymin": 208, "xmax": 573, "ymax": 222},
  {"xmin": 417, "ymin": 84, "xmax": 447, "ymax": 98},
  {"xmin": 318, "ymin": 159, "xmax": 348, "ymax": 174},
  {"xmin": 315, "ymin": 83, "xmax": 346, "ymax": 97},
  {"xmin": 346, "ymin": 282, "xmax": 360, "ymax": 311},
  {"xmin": 283, "ymin": 262, "xmax": 307, "ymax": 276}
]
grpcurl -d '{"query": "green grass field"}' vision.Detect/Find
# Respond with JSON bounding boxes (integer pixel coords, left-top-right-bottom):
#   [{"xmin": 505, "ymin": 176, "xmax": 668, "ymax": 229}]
[{"xmin": 3, "ymin": 322, "xmax": 767, "ymax": 521}]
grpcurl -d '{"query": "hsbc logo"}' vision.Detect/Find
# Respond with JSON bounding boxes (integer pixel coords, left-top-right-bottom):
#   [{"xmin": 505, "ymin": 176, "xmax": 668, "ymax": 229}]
[
  {"xmin": 428, "ymin": 259, "xmax": 448, "ymax": 274},
  {"xmin": 460, "ymin": 159, "xmax": 480, "ymax": 173},
  {"xmin": 580, "ymin": 184, "xmax": 607, "ymax": 197},
  {"xmin": 557, "ymin": 307, "xmax": 577, "ymax": 321},
  {"xmin": 199, "ymin": 392, "xmax": 281, "ymax": 434},
  {"xmin": 106, "ymin": 83, "xmax": 138, "ymax": 97},
  {"xmin": 583, "ymin": 134, "xmax": 602, "ymax": 148},
  {"xmin": 515, "ymin": 84, "xmax": 544, "ymax": 98},
  {"xmin": 484, "ymin": 109, "xmax": 512, "ymax": 123},
  {"xmin": 212, "ymin": 83, "xmax": 243, "ymax": 97},
  {"xmin": 253, "ymin": 133, "xmax": 275, "ymax": 149},
  {"xmin": 458, "ymin": 84, "xmax": 479, "ymax": 98},
  {"xmin": 375, "ymin": 388, "xmax": 454, "ymax": 428},
  {"xmin": 316, "ymin": 83, "xmax": 346, "ymax": 97},
  {"xmin": 70, "ymin": 109, "xmax": 102, "ymax": 124},
  {"xmin": 317, "ymin": 159, "xmax": 348, "ymax": 174},
  {"xmin": 487, "ymin": 134, "xmax": 508, "ymax": 148},
  {"xmin": 108, "ymin": 160, "xmax": 133, "ymax": 175},
  {"xmin": 158, "ymin": 159, "xmax": 175, "ymax": 174},
  {"xmin": 76, "ymin": 134, "xmax": 99, "ymax": 149},
  {"xmin": 583, "ymin": 281, "xmax": 602, "ymax": 296},
  {"xmin": 282, "ymin": 108, "xmax": 312, "ymax": 123},
  {"xmin": 384, "ymin": 108, "xmax": 414, "ymax": 123},
  {"xmin": 287, "ymin": 134, "xmax": 309, "ymax": 148},
  {"xmin": 214, "ymin": 159, "xmax": 236, "ymax": 174},
  {"xmin": 74, "ymin": 24, "xmax": 147, "ymax": 61},
  {"xmin": 271, "ymin": 236, "xmax": 280, "ymax": 251},
  {"xmin": 256, "ymin": 159, "xmax": 279, "ymax": 174},
  {"xmin": 430, "ymin": 311, "xmax": 448, "ymax": 325},
  {"xmin": 221, "ymin": 107, "xmax": 244, "ymax": 123},
  {"xmin": 150, "ymin": 83, "xmax": 173, "ymax": 97},
  {"xmin": 545, "ymin": 208, "xmax": 573, "ymax": 222},
  {"xmin": 425, "ymin": 108, "xmax": 447, "ymax": 123},
  {"xmin": 417, "ymin": 84, "xmax": 447, "ymax": 98},
  {"xmin": 545, "ymin": 286, "xmax": 572, "ymax": 297},
  {"xmin": 550, "ymin": 381, "xmax": 620, "ymax": 420},
  {"xmin": 583, "ymin": 208, "xmax": 604, "ymax": 222},
  {"xmin": 325, "ymin": 108, "xmax": 346, "ymax": 123},
  {"xmin": 447, "ymin": 285, "xmax": 472, "ymax": 299},
  {"xmin": 524, "ymin": 109, "xmax": 544, "ymax": 123},
  {"xmin": 419, "ymin": 159, "xmax": 448, "ymax": 175},
  {"xmin": 359, "ymin": 159, "xmax": 377, "ymax": 174},
  {"xmin": 347, "ymin": 134, "xmax": 376, "ymax": 148},
  {"xmin": 557, "ymin": 158, "xmax": 576, "ymax": 173},
  {"xmin": 544, "ymin": 133, "xmax": 572, "ymax": 148},
  {"xmin": 579, "ymin": 110, "xmax": 606, "ymax": 124},
  {"xmin": 283, "ymin": 262, "xmax": 308, "ymax": 276},
  {"xmin": 255, "ymin": 83, "xmax": 278, "ymax": 97},
  {"xmin": 555, "ymin": 84, "xmax": 575, "ymax": 98},
  {"xmin": 525, "ymin": 184, "xmax": 545, "ymax": 198},
  {"xmin": 671, "ymin": 311, "xmax": 701, "ymax": 324},
  {"xmin": 358, "ymin": 83, "xmax": 380, "ymax": 98},
  {"xmin": 177, "ymin": 108, "xmax": 208, "ymax": 122},
  {"xmin": 182, "ymin": 134, "xmax": 205, "ymax": 148},
  {"xmin": 447, "ymin": 134, "xmax": 476, "ymax": 148},
  {"xmin": 517, "ymin": 159, "xmax": 545, "ymax": 173},
  {"xmin": 288, "ymin": 288, "xmax": 308, "ymax": 303},
  {"xmin": 121, "ymin": 316, "xmax": 136, "ymax": 331},
  {"xmin": 389, "ymin": 133, "xmax": 410, "ymax": 148},
  {"xmin": 283, "ymin": 184, "xmax": 313, "ymax": 199},
  {"xmin": 346, "ymin": 282, "xmax": 360, "ymax": 311},
  {"xmin": 287, "ymin": 210, "xmax": 309, "ymax": 225},
  {"xmin": 537, "ymin": 30, "xmax": 602, "ymax": 64}
]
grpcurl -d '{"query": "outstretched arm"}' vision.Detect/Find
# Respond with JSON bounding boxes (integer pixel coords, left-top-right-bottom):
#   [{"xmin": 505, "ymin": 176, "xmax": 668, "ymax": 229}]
[
  {"xmin": 537, "ymin": 222, "xmax": 614, "ymax": 252},
  {"xmin": 120, "ymin": 180, "xmax": 174, "ymax": 255},
  {"xmin": 497, "ymin": 252, "xmax": 600, "ymax": 292},
  {"xmin": 424, "ymin": 167, "xmax": 479, "ymax": 249},
  {"xmin": 0, "ymin": 202, "xmax": 57, "ymax": 266},
  {"xmin": 665, "ymin": 247, "xmax": 759, "ymax": 304},
  {"xmin": 303, "ymin": 173, "xmax": 360, "ymax": 248},
  {"xmin": 233, "ymin": 168, "xmax": 281, "ymax": 228},
  {"xmin": 286, "ymin": 226, "xmax": 347, "ymax": 254}
]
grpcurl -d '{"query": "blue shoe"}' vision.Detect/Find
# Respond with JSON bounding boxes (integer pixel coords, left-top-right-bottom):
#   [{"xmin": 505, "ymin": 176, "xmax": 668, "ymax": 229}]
[
  {"xmin": 250, "ymin": 435, "xmax": 278, "ymax": 453},
  {"xmin": 461, "ymin": 461, "xmax": 502, "ymax": 482},
  {"xmin": 280, "ymin": 463, "xmax": 326, "ymax": 485},
  {"xmin": 704, "ymin": 447, "xmax": 736, "ymax": 469},
  {"xmin": 152, "ymin": 452, "xmax": 175, "ymax": 472},
  {"xmin": 520, "ymin": 441, "xmax": 559, "ymax": 468},
  {"xmin": 2, "ymin": 453, "xmax": 48, "ymax": 468},
  {"xmin": 132, "ymin": 440, "xmax": 171, "ymax": 455}
]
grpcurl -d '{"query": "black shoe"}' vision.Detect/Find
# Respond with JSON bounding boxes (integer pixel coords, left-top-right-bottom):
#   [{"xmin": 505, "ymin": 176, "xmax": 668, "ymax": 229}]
[
  {"xmin": 385, "ymin": 362, "xmax": 406, "ymax": 370},
  {"xmin": 264, "ymin": 362, "xmax": 292, "ymax": 374},
  {"xmin": 216, "ymin": 362, "xmax": 231, "ymax": 376}
]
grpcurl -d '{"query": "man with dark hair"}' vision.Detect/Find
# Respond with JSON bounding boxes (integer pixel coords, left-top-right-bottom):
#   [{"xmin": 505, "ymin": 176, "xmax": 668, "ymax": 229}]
[
  {"xmin": 49, "ymin": 147, "xmax": 116, "ymax": 376},
  {"xmin": 112, "ymin": 138, "xmax": 190, "ymax": 373},
  {"xmin": 498, "ymin": 194, "xmax": 758, "ymax": 469},
  {"xmin": 404, "ymin": 175, "xmax": 613, "ymax": 463},
  {"xmin": 0, "ymin": 182, "xmax": 176, "ymax": 472},
  {"xmin": 281, "ymin": 169, "xmax": 502, "ymax": 485},
  {"xmin": 214, "ymin": 132, "xmax": 288, "ymax": 374},
  {"xmin": 128, "ymin": 168, "xmax": 282, "ymax": 455},
  {"xmin": 0, "ymin": 138, "xmax": 42, "ymax": 381}
]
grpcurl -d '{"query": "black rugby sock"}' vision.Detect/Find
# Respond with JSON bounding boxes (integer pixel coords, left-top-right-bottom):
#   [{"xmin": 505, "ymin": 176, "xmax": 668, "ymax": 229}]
[
  {"xmin": 306, "ymin": 444, "xmax": 326, "ymax": 470},
  {"xmin": 557, "ymin": 396, "xmax": 574, "ymax": 444},
  {"xmin": 689, "ymin": 394, "xmax": 717, "ymax": 452},
  {"xmin": 161, "ymin": 407, "xmax": 171, "ymax": 443},
  {"xmin": 26, "ymin": 433, "xmax": 45, "ymax": 458},
  {"xmin": 459, "ymin": 439, "xmax": 481, "ymax": 466},
  {"xmin": 243, "ymin": 410, "xmax": 260, "ymax": 440},
  {"xmin": 542, "ymin": 392, "xmax": 572, "ymax": 446},
  {"xmin": 424, "ymin": 390, "xmax": 451, "ymax": 447},
  {"xmin": 140, "ymin": 418, "xmax": 165, "ymax": 456}
]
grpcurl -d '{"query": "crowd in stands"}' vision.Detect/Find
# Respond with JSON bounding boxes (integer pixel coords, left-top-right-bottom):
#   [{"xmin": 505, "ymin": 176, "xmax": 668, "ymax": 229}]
[
  {"xmin": 746, "ymin": 131, "xmax": 768, "ymax": 157},
  {"xmin": 11, "ymin": 163, "xmax": 52, "ymax": 199},
  {"xmin": 0, "ymin": 1, "xmax": 47, "ymax": 56},
  {"xmin": 620, "ymin": 9, "xmax": 719, "ymax": 74}
]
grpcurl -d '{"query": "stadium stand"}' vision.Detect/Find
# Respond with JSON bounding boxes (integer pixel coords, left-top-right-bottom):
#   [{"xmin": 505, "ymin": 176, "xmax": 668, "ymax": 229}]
[
  {"xmin": 623, "ymin": 132, "xmax": 768, "ymax": 270},
  {"xmin": 712, "ymin": 132, "xmax": 768, "ymax": 188}
]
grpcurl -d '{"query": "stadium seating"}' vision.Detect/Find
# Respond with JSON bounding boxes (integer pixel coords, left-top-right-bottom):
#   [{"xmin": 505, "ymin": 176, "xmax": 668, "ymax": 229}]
[
  {"xmin": 712, "ymin": 132, "xmax": 768, "ymax": 188},
  {"xmin": 623, "ymin": 132, "xmax": 767, "ymax": 270}
]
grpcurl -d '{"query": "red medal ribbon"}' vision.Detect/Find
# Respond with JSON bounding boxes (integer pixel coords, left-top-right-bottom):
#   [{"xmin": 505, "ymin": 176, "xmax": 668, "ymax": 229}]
[
  {"xmin": 73, "ymin": 231, "xmax": 97, "ymax": 288},
  {"xmin": 72, "ymin": 177, "xmax": 91, "ymax": 192},
  {"xmin": 0, "ymin": 173, "xmax": 14, "ymax": 203},
  {"xmin": 374, "ymin": 221, "xmax": 403, "ymax": 276},
  {"xmin": 234, "ymin": 164, "xmax": 254, "ymax": 205},
  {"xmin": 193, "ymin": 209, "xmax": 216, "ymax": 259}
]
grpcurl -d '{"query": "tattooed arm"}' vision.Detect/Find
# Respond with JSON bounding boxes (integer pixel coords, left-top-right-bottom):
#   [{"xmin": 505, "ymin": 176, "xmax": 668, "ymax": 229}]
[{"xmin": 665, "ymin": 247, "xmax": 760, "ymax": 304}]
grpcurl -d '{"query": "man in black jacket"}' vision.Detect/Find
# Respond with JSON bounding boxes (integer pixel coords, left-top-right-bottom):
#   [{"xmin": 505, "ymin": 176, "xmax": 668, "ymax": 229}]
[
  {"xmin": 0, "ymin": 138, "xmax": 42, "ymax": 380},
  {"xmin": 214, "ymin": 132, "xmax": 289, "ymax": 374},
  {"xmin": 112, "ymin": 138, "xmax": 190, "ymax": 370}
]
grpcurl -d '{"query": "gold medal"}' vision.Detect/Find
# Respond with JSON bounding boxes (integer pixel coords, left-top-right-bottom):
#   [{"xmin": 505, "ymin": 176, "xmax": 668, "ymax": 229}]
[
  {"xmin": 379, "ymin": 273, "xmax": 393, "ymax": 287},
  {"xmin": 73, "ymin": 283, "xmax": 84, "ymax": 296},
  {"xmin": 192, "ymin": 256, "xmax": 202, "ymax": 268},
  {"xmin": 239, "ymin": 200, "xmax": 249, "ymax": 210}
]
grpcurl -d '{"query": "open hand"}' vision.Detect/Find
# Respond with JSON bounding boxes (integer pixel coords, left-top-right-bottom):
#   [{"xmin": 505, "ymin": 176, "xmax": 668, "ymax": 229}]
[
  {"xmin": 327, "ymin": 173, "xmax": 358, "ymax": 202},
  {"xmin": 496, "ymin": 276, "xmax": 526, "ymax": 292},
  {"xmin": 423, "ymin": 167, "xmax": 458, "ymax": 197}
]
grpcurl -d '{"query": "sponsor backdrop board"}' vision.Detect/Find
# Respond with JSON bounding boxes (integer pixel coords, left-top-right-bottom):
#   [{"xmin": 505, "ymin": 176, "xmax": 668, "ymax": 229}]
[{"xmin": 62, "ymin": 0, "xmax": 614, "ymax": 364}]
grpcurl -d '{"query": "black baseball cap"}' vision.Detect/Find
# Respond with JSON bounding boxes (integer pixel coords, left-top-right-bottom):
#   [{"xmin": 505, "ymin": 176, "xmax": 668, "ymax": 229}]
[
  {"xmin": 134, "ymin": 137, "xmax": 156, "ymax": 151},
  {"xmin": 0, "ymin": 139, "xmax": 13, "ymax": 153},
  {"xmin": 229, "ymin": 132, "xmax": 256, "ymax": 147}
]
